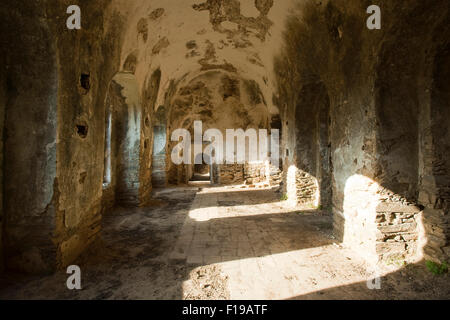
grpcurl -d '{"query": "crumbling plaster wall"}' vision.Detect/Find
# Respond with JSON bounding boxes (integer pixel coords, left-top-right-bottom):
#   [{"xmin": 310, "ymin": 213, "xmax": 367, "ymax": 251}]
[
  {"xmin": 117, "ymin": 0, "xmax": 294, "ymax": 123},
  {"xmin": 105, "ymin": 73, "xmax": 142, "ymax": 207},
  {"xmin": 275, "ymin": 0, "xmax": 450, "ymax": 264},
  {"xmin": 0, "ymin": 0, "xmax": 131, "ymax": 273},
  {"xmin": 151, "ymin": 106, "xmax": 167, "ymax": 187},
  {"xmin": 115, "ymin": 0, "xmax": 293, "ymax": 187},
  {"xmin": 1, "ymin": 1, "xmax": 59, "ymax": 273},
  {"xmin": 140, "ymin": 69, "xmax": 162, "ymax": 202},
  {"xmin": 49, "ymin": 1, "xmax": 130, "ymax": 271},
  {"xmin": 2, "ymin": 0, "xmax": 448, "ymax": 274},
  {"xmin": 283, "ymin": 82, "xmax": 331, "ymax": 209},
  {"xmin": 102, "ymin": 69, "xmax": 161, "ymax": 209},
  {"xmin": 0, "ymin": 0, "xmax": 290, "ymax": 273}
]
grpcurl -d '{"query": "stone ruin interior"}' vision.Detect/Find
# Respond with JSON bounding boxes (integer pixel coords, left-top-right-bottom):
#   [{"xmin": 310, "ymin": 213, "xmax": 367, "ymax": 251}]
[{"xmin": 0, "ymin": 0, "xmax": 449, "ymax": 300}]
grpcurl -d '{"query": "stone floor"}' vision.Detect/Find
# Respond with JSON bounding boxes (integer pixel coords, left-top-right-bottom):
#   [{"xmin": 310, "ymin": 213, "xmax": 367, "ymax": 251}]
[{"xmin": 0, "ymin": 185, "xmax": 449, "ymax": 299}]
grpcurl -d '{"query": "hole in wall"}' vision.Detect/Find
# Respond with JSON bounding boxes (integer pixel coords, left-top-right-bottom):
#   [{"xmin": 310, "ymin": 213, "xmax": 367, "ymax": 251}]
[
  {"xmin": 80, "ymin": 73, "xmax": 91, "ymax": 92},
  {"xmin": 76, "ymin": 124, "xmax": 89, "ymax": 139},
  {"xmin": 186, "ymin": 40, "xmax": 197, "ymax": 49},
  {"xmin": 79, "ymin": 172, "xmax": 87, "ymax": 184}
]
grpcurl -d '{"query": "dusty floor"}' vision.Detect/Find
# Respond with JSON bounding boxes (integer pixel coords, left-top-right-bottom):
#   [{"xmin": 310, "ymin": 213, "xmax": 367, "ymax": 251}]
[{"xmin": 0, "ymin": 185, "xmax": 448, "ymax": 300}]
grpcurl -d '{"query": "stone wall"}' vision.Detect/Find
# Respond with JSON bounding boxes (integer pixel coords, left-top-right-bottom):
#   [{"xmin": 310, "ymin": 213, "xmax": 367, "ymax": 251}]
[
  {"xmin": 275, "ymin": 0, "xmax": 450, "ymax": 264},
  {"xmin": 215, "ymin": 162, "xmax": 269, "ymax": 186},
  {"xmin": 101, "ymin": 184, "xmax": 116, "ymax": 215},
  {"xmin": 110, "ymin": 73, "xmax": 142, "ymax": 206},
  {"xmin": 421, "ymin": 40, "xmax": 450, "ymax": 263},
  {"xmin": 101, "ymin": 68, "xmax": 159, "ymax": 207},
  {"xmin": 295, "ymin": 171, "xmax": 319, "ymax": 207},
  {"xmin": 218, "ymin": 164, "xmax": 244, "ymax": 185},
  {"xmin": 152, "ymin": 154, "xmax": 167, "ymax": 187},
  {"xmin": 1, "ymin": 0, "xmax": 449, "ymax": 274},
  {"xmin": 284, "ymin": 165, "xmax": 319, "ymax": 208},
  {"xmin": 269, "ymin": 164, "xmax": 282, "ymax": 187},
  {"xmin": 152, "ymin": 106, "xmax": 167, "ymax": 187},
  {"xmin": 50, "ymin": 1, "xmax": 126, "ymax": 270},
  {"xmin": 375, "ymin": 203, "xmax": 421, "ymax": 262},
  {"xmin": 280, "ymin": 80, "xmax": 331, "ymax": 209},
  {"xmin": 1, "ymin": 0, "xmax": 127, "ymax": 273},
  {"xmin": 1, "ymin": 1, "xmax": 59, "ymax": 273},
  {"xmin": 244, "ymin": 162, "xmax": 269, "ymax": 185},
  {"xmin": 139, "ymin": 69, "xmax": 161, "ymax": 204}
]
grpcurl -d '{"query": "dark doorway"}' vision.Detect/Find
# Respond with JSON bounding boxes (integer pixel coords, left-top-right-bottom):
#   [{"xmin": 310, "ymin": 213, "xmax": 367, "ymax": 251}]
[{"xmin": 191, "ymin": 153, "xmax": 211, "ymax": 182}]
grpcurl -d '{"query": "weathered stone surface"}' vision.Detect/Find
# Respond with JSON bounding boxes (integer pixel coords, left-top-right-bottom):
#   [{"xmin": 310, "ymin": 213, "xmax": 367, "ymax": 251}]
[
  {"xmin": 378, "ymin": 223, "xmax": 418, "ymax": 234},
  {"xmin": 152, "ymin": 37, "xmax": 170, "ymax": 55},
  {"xmin": 274, "ymin": 0, "xmax": 450, "ymax": 264},
  {"xmin": 0, "ymin": 0, "xmax": 449, "ymax": 278},
  {"xmin": 218, "ymin": 164, "xmax": 244, "ymax": 185},
  {"xmin": 376, "ymin": 203, "xmax": 421, "ymax": 214}
]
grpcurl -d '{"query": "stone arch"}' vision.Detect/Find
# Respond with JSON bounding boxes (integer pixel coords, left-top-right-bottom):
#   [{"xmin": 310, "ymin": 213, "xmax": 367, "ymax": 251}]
[
  {"xmin": 165, "ymin": 70, "xmax": 271, "ymax": 186},
  {"xmin": 122, "ymin": 50, "xmax": 139, "ymax": 74},
  {"xmin": 288, "ymin": 82, "xmax": 331, "ymax": 209},
  {"xmin": 152, "ymin": 105, "xmax": 168, "ymax": 188},
  {"xmin": 192, "ymin": 149, "xmax": 212, "ymax": 182},
  {"xmin": 103, "ymin": 72, "xmax": 143, "ymax": 206},
  {"xmin": 139, "ymin": 68, "xmax": 162, "ymax": 199}
]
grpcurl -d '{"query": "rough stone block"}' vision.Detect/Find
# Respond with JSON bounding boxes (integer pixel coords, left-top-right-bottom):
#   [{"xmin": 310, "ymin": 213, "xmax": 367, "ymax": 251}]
[
  {"xmin": 376, "ymin": 242, "xmax": 406, "ymax": 254},
  {"xmin": 60, "ymin": 234, "xmax": 86, "ymax": 268},
  {"xmin": 376, "ymin": 202, "xmax": 421, "ymax": 213},
  {"xmin": 378, "ymin": 222, "xmax": 417, "ymax": 234}
]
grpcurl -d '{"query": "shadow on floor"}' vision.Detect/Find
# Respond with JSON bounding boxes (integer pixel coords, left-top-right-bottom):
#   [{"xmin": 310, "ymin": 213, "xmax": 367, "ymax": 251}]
[
  {"xmin": 0, "ymin": 186, "xmax": 448, "ymax": 300},
  {"xmin": 288, "ymin": 260, "xmax": 450, "ymax": 300}
]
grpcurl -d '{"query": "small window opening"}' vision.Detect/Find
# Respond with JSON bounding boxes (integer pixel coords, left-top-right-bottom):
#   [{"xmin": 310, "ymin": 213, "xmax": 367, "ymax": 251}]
[
  {"xmin": 80, "ymin": 73, "xmax": 91, "ymax": 91},
  {"xmin": 76, "ymin": 124, "xmax": 88, "ymax": 139}
]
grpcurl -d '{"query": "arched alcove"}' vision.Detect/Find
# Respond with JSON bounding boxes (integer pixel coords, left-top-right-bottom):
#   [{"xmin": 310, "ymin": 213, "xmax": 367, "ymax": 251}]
[
  {"xmin": 103, "ymin": 72, "xmax": 142, "ymax": 206},
  {"xmin": 291, "ymin": 82, "xmax": 331, "ymax": 209},
  {"xmin": 152, "ymin": 106, "xmax": 167, "ymax": 188},
  {"xmin": 191, "ymin": 145, "xmax": 212, "ymax": 183}
]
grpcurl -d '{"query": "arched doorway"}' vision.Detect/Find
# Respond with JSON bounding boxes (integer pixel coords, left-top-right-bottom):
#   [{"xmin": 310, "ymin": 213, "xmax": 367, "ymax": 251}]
[
  {"xmin": 292, "ymin": 82, "xmax": 331, "ymax": 209},
  {"xmin": 103, "ymin": 72, "xmax": 142, "ymax": 206},
  {"xmin": 152, "ymin": 106, "xmax": 167, "ymax": 188},
  {"xmin": 191, "ymin": 146, "xmax": 212, "ymax": 183}
]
